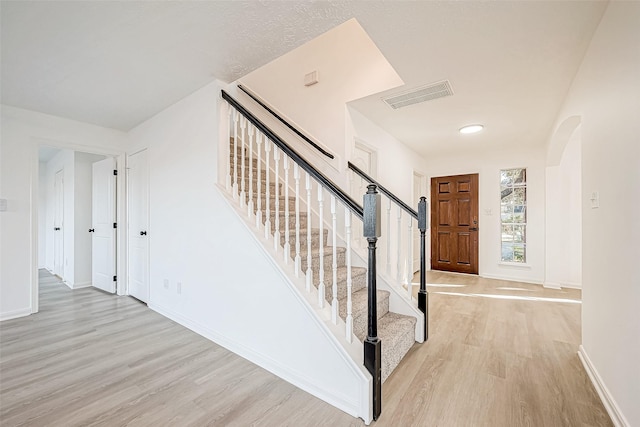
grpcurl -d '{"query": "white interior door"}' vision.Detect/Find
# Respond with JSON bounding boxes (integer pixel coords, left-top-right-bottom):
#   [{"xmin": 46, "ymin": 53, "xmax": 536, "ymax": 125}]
[
  {"xmin": 127, "ymin": 149, "xmax": 149, "ymax": 303},
  {"xmin": 53, "ymin": 169, "xmax": 64, "ymax": 277},
  {"xmin": 351, "ymin": 142, "xmax": 377, "ymax": 249},
  {"xmin": 413, "ymin": 172, "xmax": 426, "ymax": 273},
  {"xmin": 92, "ymin": 157, "xmax": 116, "ymax": 293}
]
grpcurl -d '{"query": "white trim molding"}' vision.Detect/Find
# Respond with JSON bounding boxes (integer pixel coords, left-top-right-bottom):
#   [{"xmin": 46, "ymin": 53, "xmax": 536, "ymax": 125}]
[
  {"xmin": 0, "ymin": 307, "xmax": 32, "ymax": 322},
  {"xmin": 578, "ymin": 345, "xmax": 630, "ymax": 427}
]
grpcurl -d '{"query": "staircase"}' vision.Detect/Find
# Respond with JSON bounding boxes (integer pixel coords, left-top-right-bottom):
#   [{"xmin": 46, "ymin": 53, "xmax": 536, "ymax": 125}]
[{"xmin": 230, "ymin": 139, "xmax": 416, "ymax": 383}]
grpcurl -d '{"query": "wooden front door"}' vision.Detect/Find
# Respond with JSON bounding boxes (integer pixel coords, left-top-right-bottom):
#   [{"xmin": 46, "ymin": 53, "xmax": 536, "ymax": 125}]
[{"xmin": 431, "ymin": 174, "xmax": 479, "ymax": 274}]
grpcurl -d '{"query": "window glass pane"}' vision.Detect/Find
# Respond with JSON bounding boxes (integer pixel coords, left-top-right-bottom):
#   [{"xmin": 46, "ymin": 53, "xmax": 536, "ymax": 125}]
[
  {"xmin": 501, "ymin": 225, "xmax": 513, "ymax": 242},
  {"xmin": 513, "ymin": 225, "xmax": 526, "ymax": 243},
  {"xmin": 500, "ymin": 168, "xmax": 526, "ymax": 263},
  {"xmin": 513, "ymin": 244, "xmax": 526, "ymax": 262},
  {"xmin": 513, "ymin": 205, "xmax": 526, "ymax": 223},
  {"xmin": 501, "ymin": 205, "xmax": 513, "ymax": 222}
]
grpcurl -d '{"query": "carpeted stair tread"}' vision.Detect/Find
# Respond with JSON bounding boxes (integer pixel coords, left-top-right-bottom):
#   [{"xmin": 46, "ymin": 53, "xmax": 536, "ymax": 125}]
[
  {"xmin": 301, "ymin": 246, "xmax": 347, "ymax": 272},
  {"xmin": 377, "ymin": 312, "xmax": 417, "ymax": 383},
  {"xmin": 313, "ymin": 266, "xmax": 368, "ymax": 301},
  {"xmin": 338, "ymin": 288, "xmax": 390, "ymax": 340}
]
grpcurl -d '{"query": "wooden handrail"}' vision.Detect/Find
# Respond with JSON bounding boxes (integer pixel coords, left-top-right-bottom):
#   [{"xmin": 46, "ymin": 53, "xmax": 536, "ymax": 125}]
[
  {"xmin": 238, "ymin": 85, "xmax": 335, "ymax": 160},
  {"xmin": 222, "ymin": 90, "xmax": 362, "ymax": 219},
  {"xmin": 348, "ymin": 161, "xmax": 418, "ymax": 220}
]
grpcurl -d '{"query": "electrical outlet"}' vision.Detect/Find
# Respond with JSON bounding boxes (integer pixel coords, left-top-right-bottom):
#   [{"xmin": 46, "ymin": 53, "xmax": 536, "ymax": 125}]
[
  {"xmin": 163, "ymin": 279, "xmax": 169, "ymax": 290},
  {"xmin": 177, "ymin": 282, "xmax": 182, "ymax": 294}
]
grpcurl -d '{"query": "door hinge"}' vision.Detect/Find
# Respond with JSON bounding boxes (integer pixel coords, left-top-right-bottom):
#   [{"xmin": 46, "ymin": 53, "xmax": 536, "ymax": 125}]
[
  {"xmin": 113, "ymin": 222, "xmax": 117, "ymax": 229},
  {"xmin": 113, "ymin": 169, "xmax": 118, "ymax": 176},
  {"xmin": 113, "ymin": 275, "xmax": 117, "ymax": 281}
]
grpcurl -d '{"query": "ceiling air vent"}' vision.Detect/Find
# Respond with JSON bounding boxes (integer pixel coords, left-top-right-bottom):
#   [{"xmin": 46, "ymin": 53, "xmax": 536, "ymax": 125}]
[{"xmin": 382, "ymin": 80, "xmax": 453, "ymax": 110}]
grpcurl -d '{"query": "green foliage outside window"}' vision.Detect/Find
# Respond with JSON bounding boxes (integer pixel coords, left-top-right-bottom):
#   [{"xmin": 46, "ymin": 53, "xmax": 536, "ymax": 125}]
[{"xmin": 500, "ymin": 168, "xmax": 526, "ymax": 262}]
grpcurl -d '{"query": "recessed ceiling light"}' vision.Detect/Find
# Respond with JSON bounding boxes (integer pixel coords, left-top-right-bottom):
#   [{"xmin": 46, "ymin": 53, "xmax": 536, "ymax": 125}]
[{"xmin": 459, "ymin": 124, "xmax": 484, "ymax": 134}]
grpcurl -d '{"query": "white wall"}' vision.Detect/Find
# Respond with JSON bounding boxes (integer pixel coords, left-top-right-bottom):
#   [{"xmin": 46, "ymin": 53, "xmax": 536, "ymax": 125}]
[
  {"xmin": 346, "ymin": 105, "xmax": 546, "ymax": 284},
  {"xmin": 0, "ymin": 105, "xmax": 126, "ymax": 320},
  {"xmin": 545, "ymin": 127, "xmax": 582, "ymax": 289},
  {"xmin": 240, "ymin": 18, "xmax": 403, "ymax": 173},
  {"xmin": 548, "ymin": 2, "xmax": 640, "ymax": 425},
  {"xmin": 424, "ymin": 147, "xmax": 547, "ymax": 284},
  {"xmin": 127, "ymin": 81, "xmax": 371, "ymax": 421}
]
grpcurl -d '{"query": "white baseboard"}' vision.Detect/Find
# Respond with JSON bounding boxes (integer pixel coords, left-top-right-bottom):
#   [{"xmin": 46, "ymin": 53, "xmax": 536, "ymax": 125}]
[
  {"xmin": 481, "ymin": 273, "xmax": 543, "ymax": 285},
  {"xmin": 0, "ymin": 307, "xmax": 32, "ymax": 321},
  {"xmin": 578, "ymin": 345, "xmax": 629, "ymax": 427},
  {"xmin": 562, "ymin": 281, "xmax": 582, "ymax": 289},
  {"xmin": 543, "ymin": 281, "xmax": 562, "ymax": 289},
  {"xmin": 69, "ymin": 281, "xmax": 92, "ymax": 289},
  {"xmin": 149, "ymin": 302, "xmax": 365, "ymax": 422}
]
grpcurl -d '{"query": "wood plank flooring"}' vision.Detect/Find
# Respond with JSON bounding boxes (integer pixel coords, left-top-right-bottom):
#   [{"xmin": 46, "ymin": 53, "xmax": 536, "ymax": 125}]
[{"xmin": 0, "ymin": 270, "xmax": 611, "ymax": 426}]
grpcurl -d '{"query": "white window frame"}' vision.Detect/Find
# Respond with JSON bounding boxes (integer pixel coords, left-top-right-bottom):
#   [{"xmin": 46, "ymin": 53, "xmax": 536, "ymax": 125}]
[{"xmin": 500, "ymin": 168, "xmax": 527, "ymax": 263}]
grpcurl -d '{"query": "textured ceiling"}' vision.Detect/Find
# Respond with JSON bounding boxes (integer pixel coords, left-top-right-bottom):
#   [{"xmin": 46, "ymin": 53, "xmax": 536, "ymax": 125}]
[{"xmin": 1, "ymin": 1, "xmax": 608, "ymax": 156}]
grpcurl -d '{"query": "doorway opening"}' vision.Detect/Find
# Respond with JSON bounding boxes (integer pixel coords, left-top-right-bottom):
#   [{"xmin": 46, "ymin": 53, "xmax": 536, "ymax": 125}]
[{"xmin": 33, "ymin": 143, "xmax": 126, "ymax": 313}]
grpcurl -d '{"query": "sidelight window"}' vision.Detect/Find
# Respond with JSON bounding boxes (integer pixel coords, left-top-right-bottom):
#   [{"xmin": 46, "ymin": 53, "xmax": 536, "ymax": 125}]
[{"xmin": 500, "ymin": 168, "xmax": 527, "ymax": 263}]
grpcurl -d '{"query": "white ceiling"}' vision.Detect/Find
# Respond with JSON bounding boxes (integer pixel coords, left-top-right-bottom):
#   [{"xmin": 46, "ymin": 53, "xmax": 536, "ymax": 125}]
[{"xmin": 1, "ymin": 1, "xmax": 608, "ymax": 157}]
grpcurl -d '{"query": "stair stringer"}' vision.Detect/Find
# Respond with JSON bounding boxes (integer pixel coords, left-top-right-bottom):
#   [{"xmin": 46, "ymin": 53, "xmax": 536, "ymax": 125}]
[{"xmin": 207, "ymin": 185, "xmax": 374, "ymax": 424}]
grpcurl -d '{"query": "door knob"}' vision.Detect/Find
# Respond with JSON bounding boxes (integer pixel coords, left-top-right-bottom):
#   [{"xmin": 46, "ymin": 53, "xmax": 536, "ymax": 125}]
[
  {"xmin": 89, "ymin": 228, "xmax": 95, "ymax": 233},
  {"xmin": 140, "ymin": 231, "xmax": 147, "ymax": 236},
  {"xmin": 54, "ymin": 227, "xmax": 60, "ymax": 231},
  {"xmin": 469, "ymin": 227, "xmax": 478, "ymax": 231}
]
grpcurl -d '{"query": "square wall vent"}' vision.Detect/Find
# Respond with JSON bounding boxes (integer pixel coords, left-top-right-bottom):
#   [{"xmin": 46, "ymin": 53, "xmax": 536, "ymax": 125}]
[{"xmin": 382, "ymin": 80, "xmax": 453, "ymax": 109}]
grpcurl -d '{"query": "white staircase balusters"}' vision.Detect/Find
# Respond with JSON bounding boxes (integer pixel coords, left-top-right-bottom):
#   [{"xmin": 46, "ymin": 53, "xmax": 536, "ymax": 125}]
[
  {"xmin": 397, "ymin": 206, "xmax": 403, "ymax": 284},
  {"xmin": 317, "ymin": 185, "xmax": 325, "ymax": 309},
  {"xmin": 247, "ymin": 123, "xmax": 254, "ymax": 219},
  {"xmin": 406, "ymin": 219, "xmax": 413, "ymax": 299},
  {"xmin": 264, "ymin": 140, "xmax": 272, "ymax": 239},
  {"xmin": 283, "ymin": 156, "xmax": 291, "ymax": 263},
  {"xmin": 232, "ymin": 109, "xmax": 239, "ymax": 200},
  {"xmin": 226, "ymin": 102, "xmax": 231, "ymax": 191},
  {"xmin": 386, "ymin": 198, "xmax": 392, "ymax": 277},
  {"xmin": 345, "ymin": 209, "xmax": 353, "ymax": 342},
  {"xmin": 273, "ymin": 147, "xmax": 281, "ymax": 252},
  {"xmin": 331, "ymin": 195, "xmax": 338, "ymax": 324},
  {"xmin": 294, "ymin": 164, "xmax": 301, "ymax": 276},
  {"xmin": 255, "ymin": 132, "xmax": 263, "ymax": 230},
  {"xmin": 239, "ymin": 116, "xmax": 247, "ymax": 208},
  {"xmin": 305, "ymin": 173, "xmax": 313, "ymax": 292}
]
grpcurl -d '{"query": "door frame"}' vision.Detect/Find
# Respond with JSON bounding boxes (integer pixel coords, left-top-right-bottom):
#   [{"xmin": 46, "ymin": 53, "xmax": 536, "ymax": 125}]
[
  {"xmin": 30, "ymin": 138, "xmax": 127, "ymax": 313},
  {"xmin": 126, "ymin": 148, "xmax": 150, "ymax": 302}
]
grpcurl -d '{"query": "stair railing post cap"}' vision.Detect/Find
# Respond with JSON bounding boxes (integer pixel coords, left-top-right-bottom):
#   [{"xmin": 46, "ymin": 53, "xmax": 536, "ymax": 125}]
[{"xmin": 363, "ymin": 185, "xmax": 381, "ymax": 239}]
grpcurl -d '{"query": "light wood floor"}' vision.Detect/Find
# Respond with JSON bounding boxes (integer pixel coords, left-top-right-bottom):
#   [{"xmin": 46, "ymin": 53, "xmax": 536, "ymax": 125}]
[{"xmin": 0, "ymin": 270, "xmax": 611, "ymax": 426}]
